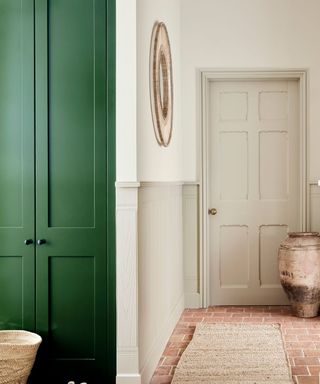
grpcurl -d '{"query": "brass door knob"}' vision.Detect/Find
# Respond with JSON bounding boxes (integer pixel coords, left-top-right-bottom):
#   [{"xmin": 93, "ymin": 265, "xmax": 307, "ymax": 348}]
[{"xmin": 208, "ymin": 208, "xmax": 217, "ymax": 216}]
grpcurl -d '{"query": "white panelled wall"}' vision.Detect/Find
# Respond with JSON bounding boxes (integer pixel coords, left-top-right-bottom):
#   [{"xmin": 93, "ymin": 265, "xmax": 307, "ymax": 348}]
[
  {"xmin": 183, "ymin": 185, "xmax": 201, "ymax": 308},
  {"xmin": 138, "ymin": 184, "xmax": 184, "ymax": 383},
  {"xmin": 116, "ymin": 182, "xmax": 199, "ymax": 384}
]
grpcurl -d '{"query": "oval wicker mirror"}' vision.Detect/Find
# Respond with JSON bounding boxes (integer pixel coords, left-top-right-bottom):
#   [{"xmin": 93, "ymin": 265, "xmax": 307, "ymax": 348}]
[{"xmin": 149, "ymin": 22, "xmax": 173, "ymax": 147}]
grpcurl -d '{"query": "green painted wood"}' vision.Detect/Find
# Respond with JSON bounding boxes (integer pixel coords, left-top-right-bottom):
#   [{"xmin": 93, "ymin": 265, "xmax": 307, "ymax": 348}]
[
  {"xmin": 34, "ymin": 0, "xmax": 116, "ymax": 382},
  {"xmin": 0, "ymin": 0, "xmax": 35, "ymax": 331},
  {"xmin": 106, "ymin": 0, "xmax": 117, "ymax": 379},
  {"xmin": 0, "ymin": 1, "xmax": 116, "ymax": 381},
  {"xmin": 49, "ymin": 257, "xmax": 95, "ymax": 358},
  {"xmin": 47, "ymin": 0, "xmax": 95, "ymax": 228}
]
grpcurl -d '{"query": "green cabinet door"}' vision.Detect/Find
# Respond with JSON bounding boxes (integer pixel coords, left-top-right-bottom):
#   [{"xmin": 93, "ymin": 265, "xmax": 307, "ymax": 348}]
[
  {"xmin": 0, "ymin": 1, "xmax": 115, "ymax": 381},
  {"xmin": 34, "ymin": 0, "xmax": 116, "ymax": 382},
  {"xmin": 0, "ymin": 0, "xmax": 35, "ymax": 332}
]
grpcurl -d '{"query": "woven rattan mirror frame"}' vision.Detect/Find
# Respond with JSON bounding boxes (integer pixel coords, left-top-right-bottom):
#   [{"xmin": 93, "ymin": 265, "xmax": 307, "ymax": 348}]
[{"xmin": 149, "ymin": 21, "xmax": 173, "ymax": 147}]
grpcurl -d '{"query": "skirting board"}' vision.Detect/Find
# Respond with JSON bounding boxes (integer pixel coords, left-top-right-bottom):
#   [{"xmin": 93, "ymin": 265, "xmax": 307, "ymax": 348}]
[
  {"xmin": 116, "ymin": 374, "xmax": 142, "ymax": 384},
  {"xmin": 140, "ymin": 294, "xmax": 185, "ymax": 384}
]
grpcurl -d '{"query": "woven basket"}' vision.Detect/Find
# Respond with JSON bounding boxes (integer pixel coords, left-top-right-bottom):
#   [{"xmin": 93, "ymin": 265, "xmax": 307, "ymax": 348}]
[{"xmin": 0, "ymin": 330, "xmax": 42, "ymax": 384}]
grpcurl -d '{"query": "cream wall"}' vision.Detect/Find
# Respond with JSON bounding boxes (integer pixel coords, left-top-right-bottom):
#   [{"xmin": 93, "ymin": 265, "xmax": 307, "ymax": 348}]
[
  {"xmin": 137, "ymin": 0, "xmax": 182, "ymax": 181},
  {"xmin": 181, "ymin": 0, "xmax": 320, "ymax": 181}
]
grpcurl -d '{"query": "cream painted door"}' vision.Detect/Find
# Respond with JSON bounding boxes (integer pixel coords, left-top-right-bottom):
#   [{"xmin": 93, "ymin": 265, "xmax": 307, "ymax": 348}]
[{"xmin": 209, "ymin": 80, "xmax": 300, "ymax": 305}]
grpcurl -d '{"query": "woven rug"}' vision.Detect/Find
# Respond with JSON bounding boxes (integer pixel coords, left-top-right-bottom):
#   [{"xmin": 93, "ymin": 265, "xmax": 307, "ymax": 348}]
[{"xmin": 171, "ymin": 323, "xmax": 293, "ymax": 384}]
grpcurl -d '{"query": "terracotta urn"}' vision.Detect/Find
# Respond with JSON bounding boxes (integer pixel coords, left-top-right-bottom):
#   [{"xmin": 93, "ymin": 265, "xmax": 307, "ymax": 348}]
[{"xmin": 279, "ymin": 232, "xmax": 320, "ymax": 318}]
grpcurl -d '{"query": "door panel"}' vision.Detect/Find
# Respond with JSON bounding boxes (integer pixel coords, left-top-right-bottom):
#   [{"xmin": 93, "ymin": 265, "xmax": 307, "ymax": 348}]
[
  {"xmin": 35, "ymin": 0, "xmax": 111, "ymax": 381},
  {"xmin": 0, "ymin": 0, "xmax": 35, "ymax": 330},
  {"xmin": 48, "ymin": 0, "xmax": 95, "ymax": 228},
  {"xmin": 209, "ymin": 80, "xmax": 300, "ymax": 305},
  {"xmin": 49, "ymin": 257, "xmax": 95, "ymax": 359}
]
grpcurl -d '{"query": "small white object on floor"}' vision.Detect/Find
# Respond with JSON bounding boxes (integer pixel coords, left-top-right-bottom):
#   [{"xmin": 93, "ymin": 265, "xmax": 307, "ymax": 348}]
[{"xmin": 67, "ymin": 381, "xmax": 87, "ymax": 384}]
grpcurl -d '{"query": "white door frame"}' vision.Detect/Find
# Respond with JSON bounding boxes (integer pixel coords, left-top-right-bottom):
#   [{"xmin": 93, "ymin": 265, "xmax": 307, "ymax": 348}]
[{"xmin": 199, "ymin": 69, "xmax": 308, "ymax": 308}]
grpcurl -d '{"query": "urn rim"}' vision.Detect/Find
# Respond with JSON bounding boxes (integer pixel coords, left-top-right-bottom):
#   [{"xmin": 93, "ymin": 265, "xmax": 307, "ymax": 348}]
[{"xmin": 288, "ymin": 232, "xmax": 319, "ymax": 237}]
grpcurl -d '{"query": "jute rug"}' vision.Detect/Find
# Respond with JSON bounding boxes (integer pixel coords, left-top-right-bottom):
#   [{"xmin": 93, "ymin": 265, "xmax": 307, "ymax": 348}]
[{"xmin": 171, "ymin": 323, "xmax": 293, "ymax": 384}]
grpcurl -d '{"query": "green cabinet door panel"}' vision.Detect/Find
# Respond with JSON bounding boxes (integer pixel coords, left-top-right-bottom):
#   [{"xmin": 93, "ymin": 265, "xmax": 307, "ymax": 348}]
[
  {"xmin": 0, "ymin": 0, "xmax": 35, "ymax": 331},
  {"xmin": 34, "ymin": 0, "xmax": 116, "ymax": 382},
  {"xmin": 0, "ymin": 0, "xmax": 116, "ymax": 382}
]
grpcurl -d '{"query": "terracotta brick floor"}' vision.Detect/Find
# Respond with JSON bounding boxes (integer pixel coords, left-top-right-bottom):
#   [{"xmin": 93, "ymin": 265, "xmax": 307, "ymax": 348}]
[{"xmin": 150, "ymin": 306, "xmax": 320, "ymax": 384}]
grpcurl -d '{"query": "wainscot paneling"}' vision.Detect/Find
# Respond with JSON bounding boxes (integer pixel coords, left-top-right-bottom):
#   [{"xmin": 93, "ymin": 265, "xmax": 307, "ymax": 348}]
[
  {"xmin": 116, "ymin": 184, "xmax": 141, "ymax": 384},
  {"xmin": 182, "ymin": 184, "xmax": 201, "ymax": 308},
  {"xmin": 138, "ymin": 183, "xmax": 185, "ymax": 384}
]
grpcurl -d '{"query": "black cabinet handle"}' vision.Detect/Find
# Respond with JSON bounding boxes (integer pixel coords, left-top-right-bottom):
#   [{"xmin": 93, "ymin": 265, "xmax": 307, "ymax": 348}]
[
  {"xmin": 24, "ymin": 239, "xmax": 33, "ymax": 245},
  {"xmin": 37, "ymin": 239, "xmax": 46, "ymax": 245}
]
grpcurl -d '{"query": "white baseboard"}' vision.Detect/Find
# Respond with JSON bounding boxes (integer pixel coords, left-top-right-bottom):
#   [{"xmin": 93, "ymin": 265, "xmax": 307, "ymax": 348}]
[
  {"xmin": 140, "ymin": 294, "xmax": 185, "ymax": 384},
  {"xmin": 185, "ymin": 292, "xmax": 201, "ymax": 308},
  {"xmin": 116, "ymin": 374, "xmax": 142, "ymax": 384}
]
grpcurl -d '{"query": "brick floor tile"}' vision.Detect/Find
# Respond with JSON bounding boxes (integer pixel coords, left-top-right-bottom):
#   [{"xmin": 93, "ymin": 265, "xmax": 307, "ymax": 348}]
[
  {"xmin": 202, "ymin": 318, "xmax": 224, "ymax": 323},
  {"xmin": 206, "ymin": 307, "xmax": 227, "ymax": 312},
  {"xmin": 168, "ymin": 341, "xmax": 189, "ymax": 349},
  {"xmin": 299, "ymin": 335, "xmax": 320, "ymax": 341},
  {"xmin": 192, "ymin": 312, "xmax": 213, "ymax": 317},
  {"xmin": 287, "ymin": 342, "xmax": 316, "ymax": 349},
  {"xmin": 163, "ymin": 348, "xmax": 180, "ymax": 357},
  {"xmin": 263, "ymin": 317, "xmax": 286, "ymax": 322},
  {"xmin": 287, "ymin": 349, "xmax": 304, "ymax": 357},
  {"xmin": 284, "ymin": 335, "xmax": 299, "ymax": 342},
  {"xmin": 226, "ymin": 307, "xmax": 245, "ymax": 312},
  {"xmin": 150, "ymin": 375, "xmax": 173, "ymax": 384},
  {"xmin": 308, "ymin": 329, "xmax": 320, "ymax": 334},
  {"xmin": 308, "ymin": 366, "xmax": 320, "ymax": 375},
  {"xmin": 162, "ymin": 357, "xmax": 180, "ymax": 366},
  {"xmin": 304, "ymin": 350, "xmax": 320, "ymax": 357},
  {"xmin": 243, "ymin": 317, "xmax": 263, "ymax": 322},
  {"xmin": 294, "ymin": 357, "xmax": 320, "ymax": 366},
  {"xmin": 296, "ymin": 376, "xmax": 320, "ymax": 384},
  {"xmin": 292, "ymin": 323, "xmax": 313, "ymax": 328},
  {"xmin": 286, "ymin": 329, "xmax": 308, "ymax": 335},
  {"xmin": 169, "ymin": 335, "xmax": 185, "ymax": 342},
  {"xmin": 212, "ymin": 312, "xmax": 232, "ymax": 317},
  {"xmin": 291, "ymin": 366, "xmax": 309, "ymax": 375},
  {"xmin": 154, "ymin": 366, "xmax": 172, "ymax": 375}
]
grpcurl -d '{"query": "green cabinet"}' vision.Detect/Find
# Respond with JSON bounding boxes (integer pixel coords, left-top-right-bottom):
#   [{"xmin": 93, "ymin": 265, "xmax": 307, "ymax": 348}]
[{"xmin": 0, "ymin": 0, "xmax": 116, "ymax": 382}]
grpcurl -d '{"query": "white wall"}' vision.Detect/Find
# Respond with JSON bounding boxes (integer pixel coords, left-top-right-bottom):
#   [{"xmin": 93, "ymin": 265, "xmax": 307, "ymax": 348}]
[
  {"xmin": 116, "ymin": 0, "xmax": 137, "ymax": 182},
  {"xmin": 181, "ymin": 0, "xmax": 320, "ymax": 182},
  {"xmin": 137, "ymin": 0, "xmax": 182, "ymax": 181}
]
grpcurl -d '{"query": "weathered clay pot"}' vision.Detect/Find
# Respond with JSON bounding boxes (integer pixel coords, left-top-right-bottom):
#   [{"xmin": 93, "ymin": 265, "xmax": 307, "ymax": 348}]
[{"xmin": 279, "ymin": 232, "xmax": 320, "ymax": 318}]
